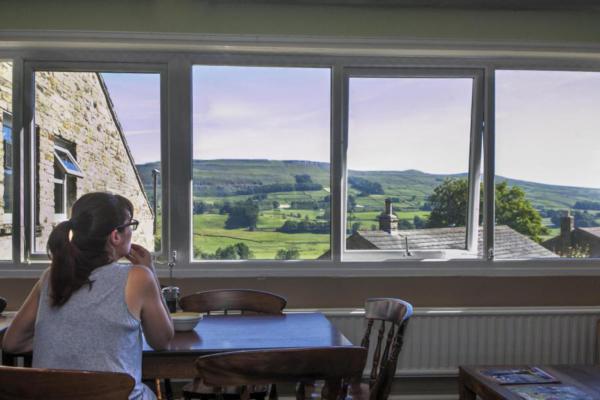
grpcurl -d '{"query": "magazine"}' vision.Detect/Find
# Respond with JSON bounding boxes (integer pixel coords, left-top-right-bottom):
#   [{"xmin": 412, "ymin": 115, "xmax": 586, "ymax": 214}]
[
  {"xmin": 507, "ymin": 384, "xmax": 594, "ymax": 400},
  {"xmin": 479, "ymin": 367, "xmax": 559, "ymax": 385}
]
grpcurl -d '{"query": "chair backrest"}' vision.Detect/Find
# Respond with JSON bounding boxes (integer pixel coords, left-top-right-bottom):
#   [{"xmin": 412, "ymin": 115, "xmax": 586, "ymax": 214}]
[
  {"xmin": 360, "ymin": 298, "xmax": 413, "ymax": 400},
  {"xmin": 179, "ymin": 289, "xmax": 287, "ymax": 315},
  {"xmin": 195, "ymin": 347, "xmax": 367, "ymax": 400},
  {"xmin": 0, "ymin": 366, "xmax": 135, "ymax": 400}
]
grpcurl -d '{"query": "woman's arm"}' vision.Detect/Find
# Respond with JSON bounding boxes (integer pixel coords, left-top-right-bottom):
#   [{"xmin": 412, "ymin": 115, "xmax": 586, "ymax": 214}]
[
  {"xmin": 125, "ymin": 244, "xmax": 174, "ymax": 350},
  {"xmin": 1, "ymin": 270, "xmax": 47, "ymax": 354}
]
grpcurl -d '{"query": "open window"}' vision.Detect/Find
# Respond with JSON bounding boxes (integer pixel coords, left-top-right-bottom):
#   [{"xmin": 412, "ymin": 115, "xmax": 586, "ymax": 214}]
[
  {"xmin": 342, "ymin": 69, "xmax": 484, "ymax": 261},
  {"xmin": 53, "ymin": 142, "xmax": 81, "ymax": 221}
]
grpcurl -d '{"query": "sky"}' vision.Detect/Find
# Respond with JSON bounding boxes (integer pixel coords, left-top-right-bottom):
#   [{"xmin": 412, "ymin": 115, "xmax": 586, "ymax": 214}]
[{"xmin": 101, "ymin": 67, "xmax": 600, "ymax": 189}]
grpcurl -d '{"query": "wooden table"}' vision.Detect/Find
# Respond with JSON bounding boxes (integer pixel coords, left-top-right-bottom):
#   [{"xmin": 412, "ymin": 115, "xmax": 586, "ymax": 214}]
[
  {"xmin": 459, "ymin": 365, "xmax": 600, "ymax": 400},
  {"xmin": 142, "ymin": 312, "xmax": 353, "ymax": 379},
  {"xmin": 1, "ymin": 312, "xmax": 354, "ymax": 379}
]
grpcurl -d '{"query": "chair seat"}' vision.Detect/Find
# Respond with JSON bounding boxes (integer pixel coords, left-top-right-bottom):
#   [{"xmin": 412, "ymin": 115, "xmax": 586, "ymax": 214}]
[{"xmin": 182, "ymin": 379, "xmax": 269, "ymax": 399}]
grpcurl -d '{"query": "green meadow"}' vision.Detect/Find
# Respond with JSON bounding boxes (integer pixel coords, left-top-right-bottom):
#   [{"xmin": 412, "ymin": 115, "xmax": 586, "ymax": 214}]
[{"xmin": 136, "ymin": 159, "xmax": 600, "ymax": 259}]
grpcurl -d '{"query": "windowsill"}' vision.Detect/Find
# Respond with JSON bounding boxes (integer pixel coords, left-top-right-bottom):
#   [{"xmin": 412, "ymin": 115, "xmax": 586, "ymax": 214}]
[{"xmin": 1, "ymin": 258, "xmax": 600, "ymax": 278}]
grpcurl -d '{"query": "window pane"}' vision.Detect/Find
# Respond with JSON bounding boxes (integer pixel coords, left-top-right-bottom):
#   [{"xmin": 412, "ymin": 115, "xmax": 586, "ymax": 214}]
[
  {"xmin": 0, "ymin": 61, "xmax": 12, "ymax": 260},
  {"xmin": 496, "ymin": 70, "xmax": 600, "ymax": 259},
  {"xmin": 33, "ymin": 71, "xmax": 162, "ymax": 254},
  {"xmin": 346, "ymin": 77, "xmax": 475, "ymax": 258},
  {"xmin": 192, "ymin": 66, "xmax": 331, "ymax": 261}
]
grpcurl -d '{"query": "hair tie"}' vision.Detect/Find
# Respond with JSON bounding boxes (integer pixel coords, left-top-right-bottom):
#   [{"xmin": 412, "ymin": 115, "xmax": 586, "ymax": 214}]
[{"xmin": 65, "ymin": 219, "xmax": 74, "ymax": 241}]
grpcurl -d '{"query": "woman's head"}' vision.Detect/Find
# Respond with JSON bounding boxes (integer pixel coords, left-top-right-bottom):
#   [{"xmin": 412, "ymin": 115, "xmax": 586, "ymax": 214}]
[{"xmin": 47, "ymin": 192, "xmax": 135, "ymax": 307}]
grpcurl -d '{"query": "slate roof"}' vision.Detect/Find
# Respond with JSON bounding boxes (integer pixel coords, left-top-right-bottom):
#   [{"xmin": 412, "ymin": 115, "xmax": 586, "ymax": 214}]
[
  {"xmin": 575, "ymin": 227, "xmax": 600, "ymax": 239},
  {"xmin": 349, "ymin": 225, "xmax": 557, "ymax": 258}
]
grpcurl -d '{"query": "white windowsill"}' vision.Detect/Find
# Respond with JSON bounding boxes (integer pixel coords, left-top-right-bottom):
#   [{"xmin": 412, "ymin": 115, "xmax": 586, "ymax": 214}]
[{"xmin": 1, "ymin": 257, "xmax": 600, "ymax": 278}]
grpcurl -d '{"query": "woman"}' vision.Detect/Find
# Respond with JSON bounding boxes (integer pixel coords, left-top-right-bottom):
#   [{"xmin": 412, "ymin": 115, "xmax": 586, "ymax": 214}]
[{"xmin": 2, "ymin": 192, "xmax": 174, "ymax": 400}]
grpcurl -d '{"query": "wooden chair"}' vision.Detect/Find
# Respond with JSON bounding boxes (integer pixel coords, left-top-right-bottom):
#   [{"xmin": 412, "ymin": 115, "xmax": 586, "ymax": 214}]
[
  {"xmin": 195, "ymin": 347, "xmax": 368, "ymax": 400},
  {"xmin": 350, "ymin": 298, "xmax": 413, "ymax": 400},
  {"xmin": 0, "ymin": 365, "xmax": 135, "ymax": 400},
  {"xmin": 180, "ymin": 289, "xmax": 287, "ymax": 400},
  {"xmin": 179, "ymin": 289, "xmax": 287, "ymax": 316}
]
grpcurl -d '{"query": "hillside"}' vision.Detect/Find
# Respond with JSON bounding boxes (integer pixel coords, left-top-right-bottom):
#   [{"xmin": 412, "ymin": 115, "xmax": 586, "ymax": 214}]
[{"xmin": 136, "ymin": 159, "xmax": 600, "ymax": 211}]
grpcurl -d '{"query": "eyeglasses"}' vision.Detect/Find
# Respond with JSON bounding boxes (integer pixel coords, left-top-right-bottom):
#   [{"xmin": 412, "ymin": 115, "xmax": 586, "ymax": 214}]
[{"xmin": 115, "ymin": 219, "xmax": 139, "ymax": 232}]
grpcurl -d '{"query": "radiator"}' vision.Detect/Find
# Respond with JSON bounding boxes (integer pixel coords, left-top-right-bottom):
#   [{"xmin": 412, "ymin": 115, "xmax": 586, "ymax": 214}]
[{"xmin": 299, "ymin": 307, "xmax": 600, "ymax": 377}]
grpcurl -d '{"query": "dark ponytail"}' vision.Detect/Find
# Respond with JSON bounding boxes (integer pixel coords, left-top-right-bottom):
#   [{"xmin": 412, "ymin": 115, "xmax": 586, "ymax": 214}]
[{"xmin": 47, "ymin": 192, "xmax": 134, "ymax": 307}]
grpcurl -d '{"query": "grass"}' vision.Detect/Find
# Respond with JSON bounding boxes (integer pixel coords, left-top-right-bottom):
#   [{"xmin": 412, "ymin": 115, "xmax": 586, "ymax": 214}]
[{"xmin": 193, "ymin": 213, "xmax": 330, "ymax": 260}]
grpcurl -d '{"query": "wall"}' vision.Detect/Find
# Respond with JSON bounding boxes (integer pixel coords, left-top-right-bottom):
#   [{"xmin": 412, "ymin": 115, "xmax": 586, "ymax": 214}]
[
  {"xmin": 1, "ymin": 2, "xmax": 600, "ymax": 311},
  {"xmin": 2, "ymin": 1, "xmax": 600, "ymax": 45}
]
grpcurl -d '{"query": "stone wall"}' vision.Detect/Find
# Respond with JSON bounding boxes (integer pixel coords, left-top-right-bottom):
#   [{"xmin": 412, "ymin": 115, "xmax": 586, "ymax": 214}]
[
  {"xmin": 0, "ymin": 63, "xmax": 155, "ymax": 257},
  {"xmin": 34, "ymin": 70, "xmax": 154, "ymax": 251}
]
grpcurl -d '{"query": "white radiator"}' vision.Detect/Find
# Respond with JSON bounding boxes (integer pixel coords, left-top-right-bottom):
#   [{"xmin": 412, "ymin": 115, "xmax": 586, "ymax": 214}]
[{"xmin": 297, "ymin": 307, "xmax": 600, "ymax": 377}]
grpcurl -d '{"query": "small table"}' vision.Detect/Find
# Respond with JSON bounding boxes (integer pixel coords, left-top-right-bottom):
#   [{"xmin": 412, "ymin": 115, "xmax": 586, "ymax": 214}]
[{"xmin": 459, "ymin": 365, "xmax": 600, "ymax": 400}]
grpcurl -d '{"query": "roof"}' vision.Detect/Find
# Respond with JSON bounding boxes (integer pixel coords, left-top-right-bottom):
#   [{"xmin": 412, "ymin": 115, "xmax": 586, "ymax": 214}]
[
  {"xmin": 349, "ymin": 225, "xmax": 557, "ymax": 258},
  {"xmin": 575, "ymin": 227, "xmax": 600, "ymax": 239}
]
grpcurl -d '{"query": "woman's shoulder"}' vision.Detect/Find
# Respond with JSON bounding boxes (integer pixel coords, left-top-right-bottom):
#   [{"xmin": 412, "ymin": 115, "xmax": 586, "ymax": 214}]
[{"xmin": 126, "ymin": 265, "xmax": 157, "ymax": 292}]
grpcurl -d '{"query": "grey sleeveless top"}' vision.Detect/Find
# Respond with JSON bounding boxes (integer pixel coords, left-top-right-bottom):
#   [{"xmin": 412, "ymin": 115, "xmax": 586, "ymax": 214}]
[{"xmin": 32, "ymin": 263, "xmax": 156, "ymax": 400}]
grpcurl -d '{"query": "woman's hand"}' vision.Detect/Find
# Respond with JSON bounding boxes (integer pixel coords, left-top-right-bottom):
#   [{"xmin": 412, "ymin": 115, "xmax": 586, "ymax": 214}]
[{"xmin": 125, "ymin": 243, "xmax": 154, "ymax": 272}]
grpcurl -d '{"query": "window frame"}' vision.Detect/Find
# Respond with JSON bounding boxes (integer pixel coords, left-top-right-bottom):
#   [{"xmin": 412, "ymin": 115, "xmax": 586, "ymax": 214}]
[
  {"xmin": 0, "ymin": 39, "xmax": 598, "ymax": 276},
  {"xmin": 340, "ymin": 67, "xmax": 484, "ymax": 261},
  {"xmin": 22, "ymin": 59, "xmax": 169, "ymax": 262}
]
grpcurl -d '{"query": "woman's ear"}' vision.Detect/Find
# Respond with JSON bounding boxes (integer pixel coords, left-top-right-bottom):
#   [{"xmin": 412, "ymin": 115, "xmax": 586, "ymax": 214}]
[{"xmin": 107, "ymin": 229, "xmax": 122, "ymax": 247}]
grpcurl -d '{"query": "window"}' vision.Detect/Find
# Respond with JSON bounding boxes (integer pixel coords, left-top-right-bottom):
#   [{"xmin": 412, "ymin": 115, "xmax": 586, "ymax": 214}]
[
  {"xmin": 52, "ymin": 141, "xmax": 80, "ymax": 220},
  {"xmin": 1, "ymin": 45, "xmax": 598, "ymax": 274},
  {"xmin": 344, "ymin": 70, "xmax": 483, "ymax": 261},
  {"xmin": 192, "ymin": 66, "xmax": 331, "ymax": 261},
  {"xmin": 495, "ymin": 70, "xmax": 600, "ymax": 260},
  {"xmin": 32, "ymin": 69, "xmax": 163, "ymax": 255}
]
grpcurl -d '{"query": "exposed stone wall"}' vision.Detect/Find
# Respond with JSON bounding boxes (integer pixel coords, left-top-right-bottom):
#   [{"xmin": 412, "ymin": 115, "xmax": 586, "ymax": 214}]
[
  {"xmin": 0, "ymin": 62, "xmax": 12, "ymax": 259},
  {"xmin": 33, "ymin": 70, "xmax": 154, "ymax": 251}
]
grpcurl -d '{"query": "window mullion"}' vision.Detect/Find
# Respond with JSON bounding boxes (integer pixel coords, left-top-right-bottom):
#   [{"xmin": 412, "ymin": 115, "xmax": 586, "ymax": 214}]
[
  {"xmin": 331, "ymin": 64, "xmax": 345, "ymax": 263},
  {"xmin": 483, "ymin": 67, "xmax": 496, "ymax": 261},
  {"xmin": 466, "ymin": 71, "xmax": 485, "ymax": 253},
  {"xmin": 166, "ymin": 56, "xmax": 192, "ymax": 268},
  {"xmin": 11, "ymin": 57, "xmax": 24, "ymax": 264}
]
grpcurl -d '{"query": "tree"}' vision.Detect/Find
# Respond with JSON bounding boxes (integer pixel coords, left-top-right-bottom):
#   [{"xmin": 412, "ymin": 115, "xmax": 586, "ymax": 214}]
[
  {"xmin": 426, "ymin": 178, "xmax": 469, "ymax": 228},
  {"xmin": 495, "ymin": 181, "xmax": 548, "ymax": 242},
  {"xmin": 272, "ymin": 200, "xmax": 280, "ymax": 209},
  {"xmin": 224, "ymin": 199, "xmax": 259, "ymax": 230},
  {"xmin": 275, "ymin": 248, "xmax": 300, "ymax": 260},
  {"xmin": 427, "ymin": 178, "xmax": 548, "ymax": 242},
  {"xmin": 196, "ymin": 242, "xmax": 254, "ymax": 260},
  {"xmin": 294, "ymin": 174, "xmax": 312, "ymax": 184}
]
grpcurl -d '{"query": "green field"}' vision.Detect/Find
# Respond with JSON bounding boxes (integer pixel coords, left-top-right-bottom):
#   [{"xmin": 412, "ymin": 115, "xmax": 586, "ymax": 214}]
[
  {"xmin": 193, "ymin": 213, "xmax": 329, "ymax": 259},
  {"xmin": 136, "ymin": 159, "xmax": 600, "ymax": 259}
]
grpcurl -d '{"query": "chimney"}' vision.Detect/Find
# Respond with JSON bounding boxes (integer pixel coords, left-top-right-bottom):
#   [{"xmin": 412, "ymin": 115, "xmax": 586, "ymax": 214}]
[
  {"xmin": 560, "ymin": 210, "xmax": 573, "ymax": 251},
  {"xmin": 378, "ymin": 198, "xmax": 398, "ymax": 233}
]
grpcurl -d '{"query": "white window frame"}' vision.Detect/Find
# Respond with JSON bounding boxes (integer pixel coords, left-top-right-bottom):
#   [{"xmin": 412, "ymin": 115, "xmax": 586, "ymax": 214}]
[
  {"xmin": 0, "ymin": 34, "xmax": 598, "ymax": 277},
  {"xmin": 54, "ymin": 145, "xmax": 84, "ymax": 178},
  {"xmin": 340, "ymin": 67, "xmax": 484, "ymax": 262},
  {"xmin": 22, "ymin": 60, "xmax": 169, "ymax": 262},
  {"xmin": 53, "ymin": 144, "xmax": 81, "ymax": 221}
]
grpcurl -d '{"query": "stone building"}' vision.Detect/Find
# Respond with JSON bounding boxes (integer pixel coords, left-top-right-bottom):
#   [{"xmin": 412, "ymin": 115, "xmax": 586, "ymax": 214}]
[
  {"xmin": 0, "ymin": 62, "xmax": 154, "ymax": 258},
  {"xmin": 542, "ymin": 212, "xmax": 600, "ymax": 257}
]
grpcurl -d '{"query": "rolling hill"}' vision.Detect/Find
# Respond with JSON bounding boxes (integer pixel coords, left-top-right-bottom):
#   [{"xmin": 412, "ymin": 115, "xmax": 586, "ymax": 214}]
[{"xmin": 136, "ymin": 159, "xmax": 600, "ymax": 211}]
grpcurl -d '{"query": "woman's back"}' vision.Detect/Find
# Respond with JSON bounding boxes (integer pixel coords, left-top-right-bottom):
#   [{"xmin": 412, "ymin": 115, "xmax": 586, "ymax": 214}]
[{"xmin": 32, "ymin": 262, "xmax": 154, "ymax": 400}]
